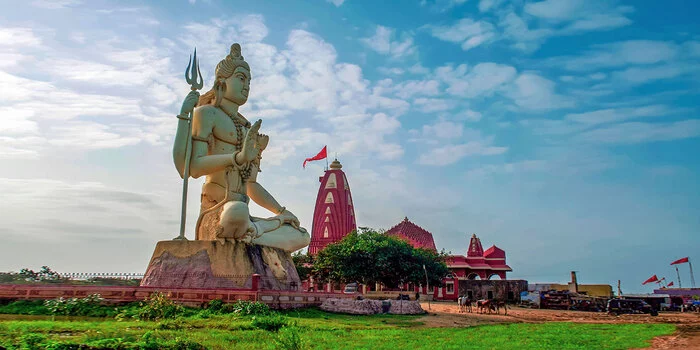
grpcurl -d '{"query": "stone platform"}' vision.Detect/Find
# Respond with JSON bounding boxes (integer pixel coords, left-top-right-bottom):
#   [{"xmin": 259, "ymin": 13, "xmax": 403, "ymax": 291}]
[
  {"xmin": 320, "ymin": 298, "xmax": 425, "ymax": 315},
  {"xmin": 140, "ymin": 240, "xmax": 300, "ymax": 290}
]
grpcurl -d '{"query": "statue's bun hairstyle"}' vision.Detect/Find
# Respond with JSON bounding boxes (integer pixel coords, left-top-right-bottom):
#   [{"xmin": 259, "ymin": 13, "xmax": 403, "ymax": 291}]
[{"xmin": 198, "ymin": 43, "xmax": 251, "ymax": 107}]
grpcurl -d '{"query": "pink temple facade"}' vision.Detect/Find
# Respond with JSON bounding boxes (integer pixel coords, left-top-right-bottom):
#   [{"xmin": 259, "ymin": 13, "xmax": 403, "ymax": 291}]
[
  {"xmin": 385, "ymin": 217, "xmax": 437, "ymax": 251},
  {"xmin": 446, "ymin": 234, "xmax": 512, "ymax": 280},
  {"xmin": 308, "ymin": 159, "xmax": 357, "ymax": 255}
]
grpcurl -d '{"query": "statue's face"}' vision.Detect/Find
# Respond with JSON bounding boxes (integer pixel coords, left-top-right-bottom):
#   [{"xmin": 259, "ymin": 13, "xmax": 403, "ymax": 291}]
[{"xmin": 224, "ymin": 66, "xmax": 250, "ymax": 106}]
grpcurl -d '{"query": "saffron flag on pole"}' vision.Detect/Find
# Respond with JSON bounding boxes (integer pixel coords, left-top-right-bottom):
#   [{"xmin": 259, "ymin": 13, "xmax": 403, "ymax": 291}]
[
  {"xmin": 642, "ymin": 274, "xmax": 658, "ymax": 285},
  {"xmin": 303, "ymin": 146, "xmax": 327, "ymax": 168},
  {"xmin": 667, "ymin": 281, "xmax": 674, "ymax": 287},
  {"xmin": 671, "ymin": 257, "xmax": 689, "ymax": 265}
]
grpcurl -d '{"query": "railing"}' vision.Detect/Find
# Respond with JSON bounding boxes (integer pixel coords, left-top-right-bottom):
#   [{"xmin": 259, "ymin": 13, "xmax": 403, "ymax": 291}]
[
  {"xmin": 58, "ymin": 272, "xmax": 144, "ymax": 280},
  {"xmin": 0, "ymin": 279, "xmax": 355, "ymax": 308}
]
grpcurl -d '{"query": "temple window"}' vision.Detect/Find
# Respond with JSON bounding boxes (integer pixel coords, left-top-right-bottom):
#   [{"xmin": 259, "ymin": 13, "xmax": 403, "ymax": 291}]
[
  {"xmin": 325, "ymin": 192, "xmax": 334, "ymax": 203},
  {"xmin": 325, "ymin": 207, "xmax": 331, "ymax": 214},
  {"xmin": 324, "ymin": 217, "xmax": 329, "ymax": 222},
  {"xmin": 446, "ymin": 282, "xmax": 454, "ymax": 293},
  {"xmin": 323, "ymin": 227, "xmax": 329, "ymax": 238},
  {"xmin": 325, "ymin": 173, "xmax": 337, "ymax": 189}
]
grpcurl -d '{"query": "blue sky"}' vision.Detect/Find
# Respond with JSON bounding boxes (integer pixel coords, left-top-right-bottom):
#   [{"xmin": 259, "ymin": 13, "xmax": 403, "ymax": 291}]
[{"xmin": 0, "ymin": 0, "xmax": 698, "ymax": 293}]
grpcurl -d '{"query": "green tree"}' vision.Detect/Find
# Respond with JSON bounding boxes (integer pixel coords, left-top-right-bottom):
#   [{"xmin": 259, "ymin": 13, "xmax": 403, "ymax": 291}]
[
  {"xmin": 312, "ymin": 229, "xmax": 448, "ymax": 289},
  {"xmin": 291, "ymin": 251, "xmax": 314, "ymax": 281}
]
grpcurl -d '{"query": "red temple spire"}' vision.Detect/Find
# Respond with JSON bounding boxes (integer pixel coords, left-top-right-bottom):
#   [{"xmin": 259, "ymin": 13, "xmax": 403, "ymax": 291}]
[{"xmin": 308, "ymin": 159, "xmax": 357, "ymax": 255}]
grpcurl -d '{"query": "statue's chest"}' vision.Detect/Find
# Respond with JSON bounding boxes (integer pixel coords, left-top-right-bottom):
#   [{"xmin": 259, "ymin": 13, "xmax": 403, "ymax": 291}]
[{"xmin": 212, "ymin": 115, "xmax": 247, "ymax": 144}]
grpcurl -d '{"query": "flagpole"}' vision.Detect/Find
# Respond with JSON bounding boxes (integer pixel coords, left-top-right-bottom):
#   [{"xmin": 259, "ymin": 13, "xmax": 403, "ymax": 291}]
[
  {"xmin": 690, "ymin": 259, "xmax": 696, "ymax": 288},
  {"xmin": 675, "ymin": 266, "xmax": 682, "ymax": 288},
  {"xmin": 325, "ymin": 146, "xmax": 329, "ymax": 171}
]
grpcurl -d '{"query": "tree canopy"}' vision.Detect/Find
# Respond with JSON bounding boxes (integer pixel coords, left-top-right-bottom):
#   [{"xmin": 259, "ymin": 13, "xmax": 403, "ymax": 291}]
[{"xmin": 309, "ymin": 228, "xmax": 449, "ymax": 288}]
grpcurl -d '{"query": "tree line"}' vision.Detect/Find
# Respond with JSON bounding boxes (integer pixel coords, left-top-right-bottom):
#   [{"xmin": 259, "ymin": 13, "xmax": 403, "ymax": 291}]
[{"xmin": 293, "ymin": 228, "xmax": 449, "ymax": 289}]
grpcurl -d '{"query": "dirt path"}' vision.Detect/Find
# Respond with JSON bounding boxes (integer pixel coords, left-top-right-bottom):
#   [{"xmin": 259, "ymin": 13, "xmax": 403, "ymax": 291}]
[{"xmin": 419, "ymin": 301, "xmax": 700, "ymax": 348}]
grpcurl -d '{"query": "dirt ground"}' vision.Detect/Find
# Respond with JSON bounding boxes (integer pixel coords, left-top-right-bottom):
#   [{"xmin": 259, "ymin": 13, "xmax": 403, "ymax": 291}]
[{"xmin": 418, "ymin": 301, "xmax": 700, "ymax": 349}]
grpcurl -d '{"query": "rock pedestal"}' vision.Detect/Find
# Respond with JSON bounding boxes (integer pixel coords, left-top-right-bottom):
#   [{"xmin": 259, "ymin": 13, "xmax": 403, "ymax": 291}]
[
  {"xmin": 140, "ymin": 240, "xmax": 301, "ymax": 290},
  {"xmin": 320, "ymin": 298, "xmax": 425, "ymax": 315}
]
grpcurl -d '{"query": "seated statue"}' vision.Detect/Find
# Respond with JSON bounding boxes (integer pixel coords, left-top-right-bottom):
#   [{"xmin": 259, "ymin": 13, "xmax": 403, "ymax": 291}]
[{"xmin": 172, "ymin": 43, "xmax": 310, "ymax": 253}]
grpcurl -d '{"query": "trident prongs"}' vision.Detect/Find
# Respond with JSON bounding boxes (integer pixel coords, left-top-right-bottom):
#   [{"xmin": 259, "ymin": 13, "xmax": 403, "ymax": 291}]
[{"xmin": 185, "ymin": 48, "xmax": 204, "ymax": 91}]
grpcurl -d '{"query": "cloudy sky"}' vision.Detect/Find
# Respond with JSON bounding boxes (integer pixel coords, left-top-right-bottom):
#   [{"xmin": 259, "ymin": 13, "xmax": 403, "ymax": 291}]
[{"xmin": 1, "ymin": 0, "xmax": 698, "ymax": 292}]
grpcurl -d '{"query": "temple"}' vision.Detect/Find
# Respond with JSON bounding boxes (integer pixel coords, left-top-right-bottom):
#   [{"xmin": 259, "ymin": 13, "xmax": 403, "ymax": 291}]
[
  {"xmin": 385, "ymin": 217, "xmax": 437, "ymax": 251},
  {"xmin": 308, "ymin": 159, "xmax": 357, "ymax": 255},
  {"xmin": 446, "ymin": 234, "xmax": 512, "ymax": 280}
]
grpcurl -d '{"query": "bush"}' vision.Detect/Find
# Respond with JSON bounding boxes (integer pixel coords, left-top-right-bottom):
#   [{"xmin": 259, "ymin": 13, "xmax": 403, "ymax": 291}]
[
  {"xmin": 44, "ymin": 294, "xmax": 105, "ymax": 317},
  {"xmin": 0, "ymin": 300, "xmax": 50, "ymax": 315},
  {"xmin": 251, "ymin": 313, "xmax": 288, "ymax": 332},
  {"xmin": 224, "ymin": 300, "xmax": 271, "ymax": 316},
  {"xmin": 135, "ymin": 292, "xmax": 184, "ymax": 321},
  {"xmin": 275, "ymin": 325, "xmax": 307, "ymax": 350}
]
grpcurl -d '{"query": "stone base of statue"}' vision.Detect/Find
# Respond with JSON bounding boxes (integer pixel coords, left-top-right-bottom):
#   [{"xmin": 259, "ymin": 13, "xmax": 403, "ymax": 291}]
[{"xmin": 140, "ymin": 240, "xmax": 301, "ymax": 290}]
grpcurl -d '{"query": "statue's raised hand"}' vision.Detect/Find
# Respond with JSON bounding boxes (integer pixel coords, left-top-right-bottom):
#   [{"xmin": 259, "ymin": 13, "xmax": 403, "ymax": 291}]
[
  {"xmin": 256, "ymin": 133, "xmax": 269, "ymax": 151},
  {"xmin": 237, "ymin": 119, "xmax": 262, "ymax": 164},
  {"xmin": 179, "ymin": 90, "xmax": 200, "ymax": 116}
]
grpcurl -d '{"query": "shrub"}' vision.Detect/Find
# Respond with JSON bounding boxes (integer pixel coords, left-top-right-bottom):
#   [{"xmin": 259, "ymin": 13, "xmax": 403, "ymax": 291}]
[
  {"xmin": 251, "ymin": 313, "xmax": 288, "ymax": 332},
  {"xmin": 44, "ymin": 294, "xmax": 104, "ymax": 317},
  {"xmin": 224, "ymin": 300, "xmax": 271, "ymax": 316},
  {"xmin": 275, "ymin": 325, "xmax": 307, "ymax": 350},
  {"xmin": 20, "ymin": 333, "xmax": 47, "ymax": 350},
  {"xmin": 0, "ymin": 300, "xmax": 50, "ymax": 315},
  {"xmin": 135, "ymin": 292, "xmax": 184, "ymax": 321}
]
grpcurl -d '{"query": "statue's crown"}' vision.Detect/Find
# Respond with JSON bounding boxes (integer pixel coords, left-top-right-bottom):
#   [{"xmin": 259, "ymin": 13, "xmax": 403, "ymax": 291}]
[{"xmin": 228, "ymin": 43, "xmax": 245, "ymax": 62}]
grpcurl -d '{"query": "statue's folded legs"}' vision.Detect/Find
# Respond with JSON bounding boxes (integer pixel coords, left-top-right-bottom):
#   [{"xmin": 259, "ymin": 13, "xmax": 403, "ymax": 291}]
[{"xmin": 216, "ymin": 200, "xmax": 311, "ymax": 252}]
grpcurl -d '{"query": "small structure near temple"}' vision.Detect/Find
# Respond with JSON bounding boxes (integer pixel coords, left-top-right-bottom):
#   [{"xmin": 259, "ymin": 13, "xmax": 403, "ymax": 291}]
[
  {"xmin": 447, "ymin": 234, "xmax": 512, "ymax": 280},
  {"xmin": 308, "ymin": 158, "xmax": 357, "ymax": 255},
  {"xmin": 385, "ymin": 217, "xmax": 437, "ymax": 251}
]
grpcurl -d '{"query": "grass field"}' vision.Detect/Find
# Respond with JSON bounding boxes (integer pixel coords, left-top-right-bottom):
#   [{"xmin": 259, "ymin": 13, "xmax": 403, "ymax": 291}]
[{"xmin": 0, "ymin": 307, "xmax": 674, "ymax": 350}]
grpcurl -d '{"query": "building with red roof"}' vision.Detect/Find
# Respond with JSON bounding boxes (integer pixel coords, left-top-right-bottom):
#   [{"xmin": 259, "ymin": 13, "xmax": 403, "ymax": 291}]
[{"xmin": 385, "ymin": 217, "xmax": 437, "ymax": 251}]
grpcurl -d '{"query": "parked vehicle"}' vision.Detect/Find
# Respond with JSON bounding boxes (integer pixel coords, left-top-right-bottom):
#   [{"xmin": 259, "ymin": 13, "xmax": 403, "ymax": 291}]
[
  {"xmin": 343, "ymin": 282, "xmax": 359, "ymax": 294},
  {"xmin": 606, "ymin": 298, "xmax": 658, "ymax": 316}
]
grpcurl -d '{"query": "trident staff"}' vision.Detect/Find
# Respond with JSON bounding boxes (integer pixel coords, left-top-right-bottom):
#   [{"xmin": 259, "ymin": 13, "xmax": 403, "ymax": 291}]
[{"xmin": 174, "ymin": 48, "xmax": 203, "ymax": 241}]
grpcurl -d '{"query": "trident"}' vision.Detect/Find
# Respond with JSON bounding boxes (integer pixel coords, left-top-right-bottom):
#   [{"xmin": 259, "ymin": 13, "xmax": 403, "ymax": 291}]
[{"xmin": 174, "ymin": 48, "xmax": 203, "ymax": 241}]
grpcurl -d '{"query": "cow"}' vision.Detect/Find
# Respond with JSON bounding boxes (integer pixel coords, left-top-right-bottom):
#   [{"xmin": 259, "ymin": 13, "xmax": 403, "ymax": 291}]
[
  {"xmin": 458, "ymin": 296, "xmax": 472, "ymax": 313},
  {"xmin": 492, "ymin": 300, "xmax": 508, "ymax": 315},
  {"xmin": 476, "ymin": 299, "xmax": 492, "ymax": 314}
]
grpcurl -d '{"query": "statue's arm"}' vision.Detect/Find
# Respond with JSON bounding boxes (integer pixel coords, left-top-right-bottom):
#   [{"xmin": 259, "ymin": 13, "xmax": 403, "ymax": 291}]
[
  {"xmin": 246, "ymin": 163, "xmax": 284, "ymax": 214},
  {"xmin": 188, "ymin": 107, "xmax": 236, "ymax": 179}
]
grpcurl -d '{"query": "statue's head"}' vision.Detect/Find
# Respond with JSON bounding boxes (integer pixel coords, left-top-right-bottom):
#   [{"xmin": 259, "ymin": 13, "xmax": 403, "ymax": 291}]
[{"xmin": 199, "ymin": 43, "xmax": 251, "ymax": 107}]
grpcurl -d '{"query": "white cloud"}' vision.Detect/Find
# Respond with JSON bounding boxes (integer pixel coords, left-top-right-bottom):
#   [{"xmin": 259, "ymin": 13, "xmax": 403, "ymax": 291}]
[
  {"xmin": 454, "ymin": 109, "xmax": 482, "ymax": 122},
  {"xmin": 425, "ymin": 18, "xmax": 497, "ymax": 51},
  {"xmin": 478, "ymin": 0, "xmax": 504, "ymax": 13},
  {"xmin": 524, "ymin": 0, "xmax": 633, "ymax": 32},
  {"xmin": 565, "ymin": 105, "xmax": 674, "ymax": 125},
  {"xmin": 436, "ymin": 63, "xmax": 517, "ymax": 98},
  {"xmin": 326, "ymin": 0, "xmax": 346, "ymax": 6},
  {"xmin": 575, "ymin": 120, "xmax": 700, "ymax": 144},
  {"xmin": 30, "ymin": 0, "xmax": 81, "ymax": 9},
  {"xmin": 0, "ymin": 27, "xmax": 42, "ymax": 47},
  {"xmin": 392, "ymin": 79, "xmax": 441, "ymax": 99},
  {"xmin": 555, "ymin": 40, "xmax": 680, "ymax": 71},
  {"xmin": 361, "ymin": 25, "xmax": 417, "ymax": 59},
  {"xmin": 422, "ymin": 120, "xmax": 464, "ymax": 139},
  {"xmin": 419, "ymin": 141, "xmax": 507, "ymax": 166},
  {"xmin": 414, "ymin": 98, "xmax": 453, "ymax": 112},
  {"xmin": 505, "ymin": 73, "xmax": 575, "ymax": 111}
]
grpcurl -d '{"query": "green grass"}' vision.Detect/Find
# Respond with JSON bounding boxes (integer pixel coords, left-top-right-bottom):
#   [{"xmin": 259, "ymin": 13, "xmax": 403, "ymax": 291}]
[{"xmin": 0, "ymin": 309, "xmax": 674, "ymax": 350}]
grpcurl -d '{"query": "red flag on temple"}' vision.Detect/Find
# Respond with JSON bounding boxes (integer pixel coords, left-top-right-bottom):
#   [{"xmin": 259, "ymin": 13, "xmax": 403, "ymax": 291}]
[
  {"xmin": 303, "ymin": 146, "xmax": 327, "ymax": 168},
  {"xmin": 667, "ymin": 281, "xmax": 674, "ymax": 287},
  {"xmin": 670, "ymin": 257, "xmax": 689, "ymax": 265},
  {"xmin": 642, "ymin": 275, "xmax": 658, "ymax": 285}
]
